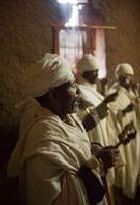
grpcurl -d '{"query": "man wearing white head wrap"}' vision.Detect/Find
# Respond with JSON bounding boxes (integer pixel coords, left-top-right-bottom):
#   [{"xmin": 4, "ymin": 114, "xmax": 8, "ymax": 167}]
[
  {"xmin": 8, "ymin": 53, "xmax": 117, "ymax": 205},
  {"xmin": 77, "ymin": 54, "xmax": 99, "ymax": 74},
  {"xmin": 115, "ymin": 63, "xmax": 134, "ymax": 79},
  {"xmin": 106, "ymin": 63, "xmax": 140, "ymax": 204},
  {"xmin": 26, "ymin": 53, "xmax": 74, "ymax": 97},
  {"xmin": 77, "ymin": 54, "xmax": 122, "ymax": 205},
  {"xmin": 77, "ymin": 54, "xmax": 101, "ymax": 107}
]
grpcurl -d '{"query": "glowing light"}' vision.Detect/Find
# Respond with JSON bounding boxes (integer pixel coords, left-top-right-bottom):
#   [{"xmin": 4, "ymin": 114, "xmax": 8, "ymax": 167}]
[
  {"xmin": 78, "ymin": 5, "xmax": 83, "ymax": 10},
  {"xmin": 58, "ymin": 0, "xmax": 78, "ymax": 4},
  {"xmin": 65, "ymin": 5, "xmax": 79, "ymax": 27}
]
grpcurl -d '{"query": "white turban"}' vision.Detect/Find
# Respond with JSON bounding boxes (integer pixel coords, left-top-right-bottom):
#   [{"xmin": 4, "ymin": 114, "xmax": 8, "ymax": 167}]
[
  {"xmin": 26, "ymin": 53, "xmax": 75, "ymax": 97},
  {"xmin": 115, "ymin": 63, "xmax": 134, "ymax": 79},
  {"xmin": 77, "ymin": 54, "xmax": 98, "ymax": 74}
]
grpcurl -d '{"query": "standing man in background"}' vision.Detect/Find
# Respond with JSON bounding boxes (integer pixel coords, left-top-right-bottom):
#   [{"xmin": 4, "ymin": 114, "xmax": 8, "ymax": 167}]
[
  {"xmin": 107, "ymin": 63, "xmax": 140, "ymax": 204},
  {"xmin": 76, "ymin": 54, "xmax": 123, "ymax": 205}
]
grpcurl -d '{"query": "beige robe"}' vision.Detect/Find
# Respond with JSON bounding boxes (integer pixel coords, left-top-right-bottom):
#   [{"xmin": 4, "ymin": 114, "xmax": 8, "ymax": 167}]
[
  {"xmin": 107, "ymin": 83, "xmax": 140, "ymax": 198},
  {"xmin": 78, "ymin": 78, "xmax": 109, "ymax": 145},
  {"xmin": 7, "ymin": 97, "xmax": 102, "ymax": 205},
  {"xmin": 77, "ymin": 79, "xmax": 124, "ymax": 205}
]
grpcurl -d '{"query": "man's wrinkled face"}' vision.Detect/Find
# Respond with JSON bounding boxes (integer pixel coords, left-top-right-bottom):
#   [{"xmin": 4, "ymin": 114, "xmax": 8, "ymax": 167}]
[
  {"xmin": 119, "ymin": 74, "xmax": 133, "ymax": 89},
  {"xmin": 54, "ymin": 79, "xmax": 80, "ymax": 114},
  {"xmin": 82, "ymin": 70, "xmax": 99, "ymax": 84}
]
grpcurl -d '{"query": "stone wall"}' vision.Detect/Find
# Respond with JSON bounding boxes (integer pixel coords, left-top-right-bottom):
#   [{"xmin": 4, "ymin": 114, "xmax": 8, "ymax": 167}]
[
  {"xmin": 0, "ymin": 0, "xmax": 63, "ymax": 203},
  {"xmin": 96, "ymin": 0, "xmax": 140, "ymax": 84},
  {"xmin": 0, "ymin": 1, "xmax": 63, "ymax": 191}
]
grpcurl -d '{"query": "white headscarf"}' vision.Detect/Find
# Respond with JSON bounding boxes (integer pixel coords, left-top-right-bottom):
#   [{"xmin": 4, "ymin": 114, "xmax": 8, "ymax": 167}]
[
  {"xmin": 8, "ymin": 54, "xmax": 75, "ymax": 177},
  {"xmin": 26, "ymin": 53, "xmax": 75, "ymax": 97},
  {"xmin": 115, "ymin": 63, "xmax": 134, "ymax": 79},
  {"xmin": 77, "ymin": 54, "xmax": 98, "ymax": 74}
]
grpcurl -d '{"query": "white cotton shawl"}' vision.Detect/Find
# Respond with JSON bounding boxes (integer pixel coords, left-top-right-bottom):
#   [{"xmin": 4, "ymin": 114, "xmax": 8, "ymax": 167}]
[
  {"xmin": 7, "ymin": 97, "xmax": 41, "ymax": 177},
  {"xmin": 107, "ymin": 84, "xmax": 140, "ymax": 198},
  {"xmin": 77, "ymin": 78, "xmax": 126, "ymax": 205},
  {"xmin": 7, "ymin": 97, "xmax": 103, "ymax": 205},
  {"xmin": 78, "ymin": 77, "xmax": 104, "ymax": 107}
]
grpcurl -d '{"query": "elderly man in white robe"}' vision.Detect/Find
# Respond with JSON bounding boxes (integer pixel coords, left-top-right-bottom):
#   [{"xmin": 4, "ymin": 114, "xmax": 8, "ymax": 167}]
[
  {"xmin": 76, "ymin": 54, "xmax": 126, "ymax": 205},
  {"xmin": 7, "ymin": 53, "xmax": 119, "ymax": 205},
  {"xmin": 107, "ymin": 63, "xmax": 140, "ymax": 204},
  {"xmin": 77, "ymin": 54, "xmax": 116, "ymax": 145}
]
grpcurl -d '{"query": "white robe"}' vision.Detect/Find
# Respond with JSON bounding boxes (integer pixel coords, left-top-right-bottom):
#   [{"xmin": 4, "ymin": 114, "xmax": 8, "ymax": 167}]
[
  {"xmin": 78, "ymin": 78, "xmax": 108, "ymax": 145},
  {"xmin": 7, "ymin": 97, "xmax": 102, "ymax": 205},
  {"xmin": 107, "ymin": 83, "xmax": 140, "ymax": 198},
  {"xmin": 78, "ymin": 79, "xmax": 124, "ymax": 205},
  {"xmin": 78, "ymin": 79, "xmax": 124, "ymax": 161}
]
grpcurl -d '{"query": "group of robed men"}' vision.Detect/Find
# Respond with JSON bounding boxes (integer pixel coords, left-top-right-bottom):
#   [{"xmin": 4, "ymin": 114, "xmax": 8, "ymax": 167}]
[{"xmin": 7, "ymin": 53, "xmax": 140, "ymax": 205}]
